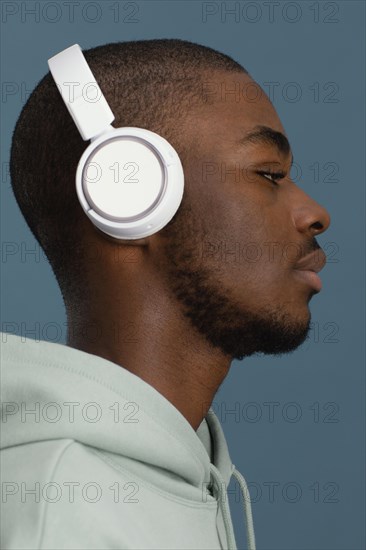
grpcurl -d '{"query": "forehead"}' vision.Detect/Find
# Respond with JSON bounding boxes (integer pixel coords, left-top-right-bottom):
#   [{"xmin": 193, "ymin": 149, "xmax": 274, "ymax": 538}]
[{"xmin": 188, "ymin": 70, "xmax": 287, "ymax": 150}]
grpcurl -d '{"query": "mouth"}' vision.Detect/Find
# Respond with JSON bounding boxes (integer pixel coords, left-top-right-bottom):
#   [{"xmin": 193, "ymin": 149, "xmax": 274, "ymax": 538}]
[
  {"xmin": 292, "ymin": 249, "xmax": 326, "ymax": 293},
  {"xmin": 293, "ymin": 269, "xmax": 322, "ymax": 292},
  {"xmin": 294, "ymin": 249, "xmax": 326, "ymax": 272}
]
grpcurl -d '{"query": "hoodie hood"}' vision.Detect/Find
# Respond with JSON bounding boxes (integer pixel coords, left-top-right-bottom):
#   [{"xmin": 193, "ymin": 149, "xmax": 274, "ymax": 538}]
[{"xmin": 1, "ymin": 332, "xmax": 255, "ymax": 550}]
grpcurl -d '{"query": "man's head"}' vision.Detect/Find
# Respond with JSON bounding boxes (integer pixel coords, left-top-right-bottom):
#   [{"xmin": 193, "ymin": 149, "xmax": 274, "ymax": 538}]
[{"xmin": 10, "ymin": 39, "xmax": 330, "ymax": 361}]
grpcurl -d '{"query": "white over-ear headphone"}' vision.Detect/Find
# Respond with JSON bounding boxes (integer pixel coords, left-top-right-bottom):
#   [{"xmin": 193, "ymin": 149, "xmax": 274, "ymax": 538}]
[{"xmin": 47, "ymin": 44, "xmax": 184, "ymax": 240}]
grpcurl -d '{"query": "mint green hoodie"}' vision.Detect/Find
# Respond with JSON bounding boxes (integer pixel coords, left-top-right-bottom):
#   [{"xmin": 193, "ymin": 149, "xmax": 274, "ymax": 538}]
[{"xmin": 0, "ymin": 333, "xmax": 256, "ymax": 550}]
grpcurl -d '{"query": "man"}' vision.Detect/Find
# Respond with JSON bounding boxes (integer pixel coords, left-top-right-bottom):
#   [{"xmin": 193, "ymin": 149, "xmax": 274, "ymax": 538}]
[{"xmin": 1, "ymin": 39, "xmax": 330, "ymax": 550}]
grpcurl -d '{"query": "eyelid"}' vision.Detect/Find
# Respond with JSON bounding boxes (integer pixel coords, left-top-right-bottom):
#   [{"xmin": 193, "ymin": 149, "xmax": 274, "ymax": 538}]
[{"xmin": 256, "ymin": 170, "xmax": 286, "ymax": 185}]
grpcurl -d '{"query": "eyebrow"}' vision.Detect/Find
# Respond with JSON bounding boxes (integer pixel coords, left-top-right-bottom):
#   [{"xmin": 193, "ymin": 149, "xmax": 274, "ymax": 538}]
[{"xmin": 238, "ymin": 125, "xmax": 294, "ymax": 166}]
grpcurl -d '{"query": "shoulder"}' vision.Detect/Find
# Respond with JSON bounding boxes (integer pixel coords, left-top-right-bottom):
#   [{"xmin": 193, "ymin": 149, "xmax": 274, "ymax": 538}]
[{"xmin": 1, "ymin": 440, "xmax": 135, "ymax": 549}]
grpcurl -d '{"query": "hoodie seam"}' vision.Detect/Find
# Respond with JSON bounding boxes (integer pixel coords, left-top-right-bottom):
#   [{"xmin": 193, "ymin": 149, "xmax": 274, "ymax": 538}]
[
  {"xmin": 88, "ymin": 446, "xmax": 218, "ymax": 510},
  {"xmin": 37, "ymin": 439, "xmax": 76, "ymax": 550},
  {"xmin": 3, "ymin": 357, "xmax": 206, "ymax": 478}
]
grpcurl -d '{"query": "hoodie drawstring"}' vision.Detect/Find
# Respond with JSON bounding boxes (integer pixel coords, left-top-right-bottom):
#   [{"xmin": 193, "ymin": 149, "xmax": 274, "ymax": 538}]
[
  {"xmin": 232, "ymin": 467, "xmax": 256, "ymax": 550},
  {"xmin": 209, "ymin": 463, "xmax": 256, "ymax": 550}
]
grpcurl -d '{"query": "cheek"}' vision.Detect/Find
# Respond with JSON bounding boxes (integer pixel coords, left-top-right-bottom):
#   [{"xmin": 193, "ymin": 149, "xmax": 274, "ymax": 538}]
[
  {"xmin": 195, "ymin": 222, "xmax": 278, "ymax": 288},
  {"xmin": 195, "ymin": 185, "xmax": 266, "ymax": 238},
  {"xmin": 186, "ymin": 164, "xmax": 283, "ymax": 275},
  {"xmin": 194, "ymin": 195, "xmax": 271, "ymax": 271}
]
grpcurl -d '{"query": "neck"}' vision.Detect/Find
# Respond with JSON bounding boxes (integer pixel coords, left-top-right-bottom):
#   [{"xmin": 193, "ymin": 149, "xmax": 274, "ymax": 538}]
[{"xmin": 66, "ymin": 286, "xmax": 231, "ymax": 431}]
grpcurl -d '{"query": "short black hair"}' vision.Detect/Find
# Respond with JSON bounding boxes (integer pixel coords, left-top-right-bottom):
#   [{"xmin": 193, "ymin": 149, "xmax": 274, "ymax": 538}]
[{"xmin": 9, "ymin": 38, "xmax": 247, "ymax": 307}]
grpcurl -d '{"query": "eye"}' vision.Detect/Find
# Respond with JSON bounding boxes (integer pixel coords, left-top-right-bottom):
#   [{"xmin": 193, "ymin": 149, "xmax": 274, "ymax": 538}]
[{"xmin": 257, "ymin": 171, "xmax": 286, "ymax": 186}]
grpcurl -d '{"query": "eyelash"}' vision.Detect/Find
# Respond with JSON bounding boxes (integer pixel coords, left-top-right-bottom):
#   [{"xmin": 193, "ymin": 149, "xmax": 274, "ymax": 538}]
[{"xmin": 257, "ymin": 171, "xmax": 287, "ymax": 186}]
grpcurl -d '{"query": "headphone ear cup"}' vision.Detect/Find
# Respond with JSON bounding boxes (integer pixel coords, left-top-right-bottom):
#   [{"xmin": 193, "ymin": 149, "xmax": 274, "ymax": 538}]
[{"xmin": 76, "ymin": 127, "xmax": 184, "ymax": 240}]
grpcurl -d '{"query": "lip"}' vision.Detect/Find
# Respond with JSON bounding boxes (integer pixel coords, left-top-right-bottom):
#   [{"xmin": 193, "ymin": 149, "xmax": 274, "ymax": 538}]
[
  {"xmin": 293, "ymin": 269, "xmax": 322, "ymax": 292},
  {"xmin": 294, "ymin": 249, "xmax": 326, "ymax": 272},
  {"xmin": 293, "ymin": 249, "xmax": 326, "ymax": 292}
]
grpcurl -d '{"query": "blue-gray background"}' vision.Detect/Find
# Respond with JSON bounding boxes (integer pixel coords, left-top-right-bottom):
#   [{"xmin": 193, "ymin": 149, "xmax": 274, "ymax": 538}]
[{"xmin": 1, "ymin": 1, "xmax": 365, "ymax": 549}]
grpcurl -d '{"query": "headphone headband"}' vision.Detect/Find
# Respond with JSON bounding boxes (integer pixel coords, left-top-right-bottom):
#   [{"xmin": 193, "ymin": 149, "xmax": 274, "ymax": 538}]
[{"xmin": 48, "ymin": 44, "xmax": 114, "ymax": 141}]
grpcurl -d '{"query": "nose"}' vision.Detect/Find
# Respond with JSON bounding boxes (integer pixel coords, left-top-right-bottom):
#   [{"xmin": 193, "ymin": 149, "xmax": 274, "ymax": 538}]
[{"xmin": 291, "ymin": 188, "xmax": 331, "ymax": 237}]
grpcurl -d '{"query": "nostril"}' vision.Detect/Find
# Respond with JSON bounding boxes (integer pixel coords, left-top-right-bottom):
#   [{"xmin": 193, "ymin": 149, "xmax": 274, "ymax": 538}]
[{"xmin": 312, "ymin": 221, "xmax": 323, "ymax": 230}]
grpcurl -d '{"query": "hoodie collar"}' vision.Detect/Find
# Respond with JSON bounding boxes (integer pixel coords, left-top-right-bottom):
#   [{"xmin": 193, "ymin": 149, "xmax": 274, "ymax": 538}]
[{"xmin": 1, "ymin": 333, "xmax": 233, "ymax": 488}]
